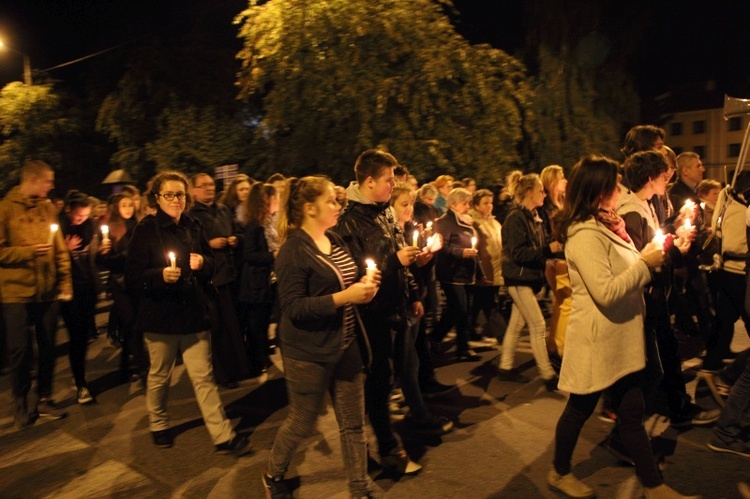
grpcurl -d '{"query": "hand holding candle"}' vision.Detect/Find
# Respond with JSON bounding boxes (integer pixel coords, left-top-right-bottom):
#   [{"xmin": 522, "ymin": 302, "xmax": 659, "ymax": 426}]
[
  {"xmin": 365, "ymin": 258, "xmax": 377, "ymax": 284},
  {"xmin": 471, "ymin": 236, "xmax": 477, "ymax": 250},
  {"xmin": 169, "ymin": 251, "xmax": 177, "ymax": 270},
  {"xmin": 101, "ymin": 225, "xmax": 109, "ymax": 243},
  {"xmin": 412, "ymin": 230, "xmax": 419, "ymax": 248}
]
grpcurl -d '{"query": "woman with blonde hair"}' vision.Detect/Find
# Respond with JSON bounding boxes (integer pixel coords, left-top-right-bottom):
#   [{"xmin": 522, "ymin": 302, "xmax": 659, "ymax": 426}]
[{"xmin": 262, "ymin": 176, "xmax": 378, "ymax": 498}]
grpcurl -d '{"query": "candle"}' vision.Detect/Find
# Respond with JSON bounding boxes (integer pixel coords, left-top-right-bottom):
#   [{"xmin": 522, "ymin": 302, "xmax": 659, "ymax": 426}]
[
  {"xmin": 681, "ymin": 199, "xmax": 696, "ymax": 222},
  {"xmin": 168, "ymin": 252, "xmax": 176, "ymax": 270},
  {"xmin": 652, "ymin": 229, "xmax": 666, "ymax": 251},
  {"xmin": 47, "ymin": 224, "xmax": 58, "ymax": 245},
  {"xmin": 425, "ymin": 221, "xmax": 433, "ymax": 236},
  {"xmin": 471, "ymin": 236, "xmax": 477, "ymax": 250},
  {"xmin": 101, "ymin": 225, "xmax": 109, "ymax": 243},
  {"xmin": 365, "ymin": 258, "xmax": 377, "ymax": 283},
  {"xmin": 683, "ymin": 218, "xmax": 692, "ymax": 230},
  {"xmin": 425, "ymin": 235, "xmax": 434, "ymax": 252},
  {"xmin": 412, "ymin": 230, "xmax": 419, "ymax": 248}
]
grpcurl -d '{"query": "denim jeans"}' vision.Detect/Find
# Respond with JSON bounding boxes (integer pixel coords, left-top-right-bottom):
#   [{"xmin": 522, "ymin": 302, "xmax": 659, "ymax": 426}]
[
  {"xmin": 713, "ymin": 354, "xmax": 750, "ymax": 444},
  {"xmin": 4, "ymin": 301, "xmax": 59, "ymax": 399},
  {"xmin": 144, "ymin": 331, "xmax": 234, "ymax": 445},
  {"xmin": 395, "ymin": 317, "xmax": 428, "ymax": 420},
  {"xmin": 268, "ymin": 339, "xmax": 371, "ymax": 496},
  {"xmin": 501, "ymin": 285, "xmax": 555, "ymax": 379}
]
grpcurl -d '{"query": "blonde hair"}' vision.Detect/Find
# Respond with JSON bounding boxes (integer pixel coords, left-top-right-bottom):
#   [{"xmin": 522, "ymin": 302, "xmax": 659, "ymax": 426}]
[
  {"xmin": 505, "ymin": 170, "xmax": 523, "ymax": 197},
  {"xmin": 513, "ymin": 173, "xmax": 542, "ymax": 204},
  {"xmin": 540, "ymin": 165, "xmax": 565, "ymax": 209},
  {"xmin": 277, "ymin": 175, "xmax": 333, "ymax": 244}
]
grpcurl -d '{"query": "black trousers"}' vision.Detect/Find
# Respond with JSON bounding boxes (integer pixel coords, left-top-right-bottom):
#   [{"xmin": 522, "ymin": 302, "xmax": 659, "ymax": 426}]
[
  {"xmin": 4, "ymin": 301, "xmax": 59, "ymax": 399},
  {"xmin": 211, "ymin": 284, "xmax": 250, "ymax": 381},
  {"xmin": 61, "ymin": 285, "xmax": 97, "ymax": 388},
  {"xmin": 704, "ymin": 270, "xmax": 750, "ymax": 370}
]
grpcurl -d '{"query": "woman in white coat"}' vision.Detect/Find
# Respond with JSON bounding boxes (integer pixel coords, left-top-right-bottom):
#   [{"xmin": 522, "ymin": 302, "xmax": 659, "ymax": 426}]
[{"xmin": 548, "ymin": 156, "xmax": 700, "ymax": 499}]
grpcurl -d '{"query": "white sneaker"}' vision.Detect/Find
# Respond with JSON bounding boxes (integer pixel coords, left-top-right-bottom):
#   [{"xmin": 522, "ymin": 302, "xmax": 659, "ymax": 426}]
[{"xmin": 77, "ymin": 386, "xmax": 95, "ymax": 404}]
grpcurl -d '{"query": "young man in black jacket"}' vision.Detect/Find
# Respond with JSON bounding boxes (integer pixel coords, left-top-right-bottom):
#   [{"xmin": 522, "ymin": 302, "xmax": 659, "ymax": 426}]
[{"xmin": 334, "ymin": 149, "xmax": 423, "ymax": 474}]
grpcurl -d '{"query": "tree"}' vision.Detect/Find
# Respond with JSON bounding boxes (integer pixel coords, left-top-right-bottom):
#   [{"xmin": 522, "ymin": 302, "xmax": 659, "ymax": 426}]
[
  {"xmin": 523, "ymin": 0, "xmax": 644, "ymax": 169},
  {"xmin": 236, "ymin": 0, "xmax": 536, "ymax": 185},
  {"xmin": 0, "ymin": 81, "xmax": 75, "ymax": 192}
]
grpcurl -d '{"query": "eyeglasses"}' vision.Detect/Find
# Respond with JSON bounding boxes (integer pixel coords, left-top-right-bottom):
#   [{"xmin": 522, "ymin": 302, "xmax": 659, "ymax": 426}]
[{"xmin": 157, "ymin": 192, "xmax": 186, "ymax": 202}]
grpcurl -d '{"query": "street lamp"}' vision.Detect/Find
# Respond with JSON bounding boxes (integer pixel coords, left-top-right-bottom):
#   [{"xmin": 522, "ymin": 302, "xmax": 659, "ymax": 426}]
[{"xmin": 0, "ymin": 40, "xmax": 32, "ymax": 86}]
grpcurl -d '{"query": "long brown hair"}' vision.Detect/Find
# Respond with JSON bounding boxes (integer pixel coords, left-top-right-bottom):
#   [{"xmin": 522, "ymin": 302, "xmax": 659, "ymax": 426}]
[
  {"xmin": 244, "ymin": 182, "xmax": 277, "ymax": 226},
  {"xmin": 277, "ymin": 175, "xmax": 333, "ymax": 244},
  {"xmin": 556, "ymin": 155, "xmax": 620, "ymax": 244}
]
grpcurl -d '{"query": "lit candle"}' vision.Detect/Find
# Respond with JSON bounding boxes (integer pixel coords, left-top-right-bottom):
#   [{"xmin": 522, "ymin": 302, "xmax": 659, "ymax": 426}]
[
  {"xmin": 47, "ymin": 224, "xmax": 58, "ymax": 245},
  {"xmin": 365, "ymin": 258, "xmax": 377, "ymax": 283},
  {"xmin": 168, "ymin": 252, "xmax": 176, "ymax": 270},
  {"xmin": 683, "ymin": 218, "xmax": 692, "ymax": 230},
  {"xmin": 652, "ymin": 229, "xmax": 666, "ymax": 251},
  {"xmin": 471, "ymin": 236, "xmax": 477, "ymax": 250},
  {"xmin": 412, "ymin": 230, "xmax": 419, "ymax": 248},
  {"xmin": 425, "ymin": 235, "xmax": 434, "ymax": 252},
  {"xmin": 425, "ymin": 221, "xmax": 433, "ymax": 235},
  {"xmin": 681, "ymin": 199, "xmax": 696, "ymax": 221},
  {"xmin": 101, "ymin": 225, "xmax": 109, "ymax": 243}
]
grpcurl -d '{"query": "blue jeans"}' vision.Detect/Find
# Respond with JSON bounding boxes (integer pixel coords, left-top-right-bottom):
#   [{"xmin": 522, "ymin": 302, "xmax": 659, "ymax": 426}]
[
  {"xmin": 713, "ymin": 355, "xmax": 750, "ymax": 444},
  {"xmin": 268, "ymin": 339, "xmax": 371, "ymax": 496}
]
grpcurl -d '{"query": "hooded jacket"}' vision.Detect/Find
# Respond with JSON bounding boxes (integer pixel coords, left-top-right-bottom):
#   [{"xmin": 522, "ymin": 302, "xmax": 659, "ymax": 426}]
[
  {"xmin": 334, "ymin": 183, "xmax": 417, "ymax": 320},
  {"xmin": 0, "ymin": 186, "xmax": 72, "ymax": 303},
  {"xmin": 559, "ymin": 218, "xmax": 652, "ymax": 394}
]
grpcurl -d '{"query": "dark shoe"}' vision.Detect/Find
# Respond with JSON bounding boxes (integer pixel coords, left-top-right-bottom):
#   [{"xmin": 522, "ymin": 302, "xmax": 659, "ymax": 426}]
[
  {"xmin": 405, "ymin": 413, "xmax": 454, "ymax": 435},
  {"xmin": 380, "ymin": 448, "xmax": 422, "ymax": 475},
  {"xmin": 14, "ymin": 396, "xmax": 31, "ymax": 429},
  {"xmin": 707, "ymin": 438, "xmax": 750, "ymax": 458},
  {"xmin": 420, "ymin": 378, "xmax": 458, "ymax": 398},
  {"xmin": 218, "ymin": 379, "xmax": 240, "ymax": 389},
  {"xmin": 77, "ymin": 386, "xmax": 95, "ymax": 404},
  {"xmin": 36, "ymin": 399, "xmax": 68, "ymax": 420},
  {"xmin": 215, "ymin": 433, "xmax": 251, "ymax": 457},
  {"xmin": 601, "ymin": 431, "xmax": 634, "ymax": 466},
  {"xmin": 544, "ymin": 375, "xmax": 559, "ymax": 392},
  {"xmin": 152, "ymin": 429, "xmax": 173, "ymax": 448},
  {"xmin": 497, "ymin": 368, "xmax": 530, "ymax": 383},
  {"xmin": 456, "ymin": 349, "xmax": 481, "ymax": 361},
  {"xmin": 671, "ymin": 405, "xmax": 721, "ymax": 429},
  {"xmin": 262, "ymin": 472, "xmax": 291, "ymax": 499}
]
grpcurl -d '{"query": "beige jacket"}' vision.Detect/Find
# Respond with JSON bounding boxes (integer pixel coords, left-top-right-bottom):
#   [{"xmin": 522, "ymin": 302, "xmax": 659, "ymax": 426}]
[
  {"xmin": 0, "ymin": 186, "xmax": 72, "ymax": 303},
  {"xmin": 469, "ymin": 209, "xmax": 503, "ymax": 286},
  {"xmin": 559, "ymin": 218, "xmax": 652, "ymax": 394}
]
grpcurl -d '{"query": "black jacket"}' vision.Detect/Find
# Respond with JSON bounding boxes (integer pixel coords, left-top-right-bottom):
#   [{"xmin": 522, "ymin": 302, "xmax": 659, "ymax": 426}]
[
  {"xmin": 334, "ymin": 197, "xmax": 417, "ymax": 320},
  {"xmin": 188, "ymin": 201, "xmax": 242, "ymax": 287},
  {"xmin": 413, "ymin": 201, "xmax": 440, "ymax": 227},
  {"xmin": 501, "ymin": 205, "xmax": 550, "ymax": 287},
  {"xmin": 125, "ymin": 208, "xmax": 215, "ymax": 335},
  {"xmin": 434, "ymin": 209, "xmax": 481, "ymax": 285},
  {"xmin": 276, "ymin": 228, "xmax": 371, "ymax": 366},
  {"xmin": 239, "ymin": 220, "xmax": 275, "ymax": 304},
  {"xmin": 668, "ymin": 179, "xmax": 698, "ymax": 215}
]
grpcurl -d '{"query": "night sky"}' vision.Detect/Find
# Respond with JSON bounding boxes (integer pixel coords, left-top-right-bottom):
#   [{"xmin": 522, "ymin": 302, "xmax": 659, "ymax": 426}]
[{"xmin": 0, "ymin": 1, "xmax": 748, "ymax": 105}]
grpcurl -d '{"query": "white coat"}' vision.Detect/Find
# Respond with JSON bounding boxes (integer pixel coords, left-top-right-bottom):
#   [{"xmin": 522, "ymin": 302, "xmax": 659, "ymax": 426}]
[{"xmin": 558, "ymin": 218, "xmax": 653, "ymax": 394}]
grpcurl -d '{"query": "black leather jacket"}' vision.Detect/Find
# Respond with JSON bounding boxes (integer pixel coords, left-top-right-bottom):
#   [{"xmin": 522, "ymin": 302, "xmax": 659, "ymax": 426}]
[
  {"xmin": 501, "ymin": 205, "xmax": 550, "ymax": 287},
  {"xmin": 334, "ymin": 198, "xmax": 417, "ymax": 320}
]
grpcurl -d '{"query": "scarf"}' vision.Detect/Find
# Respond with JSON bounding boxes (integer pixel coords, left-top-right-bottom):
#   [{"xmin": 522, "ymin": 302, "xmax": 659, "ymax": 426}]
[{"xmin": 596, "ymin": 208, "xmax": 631, "ymax": 243}]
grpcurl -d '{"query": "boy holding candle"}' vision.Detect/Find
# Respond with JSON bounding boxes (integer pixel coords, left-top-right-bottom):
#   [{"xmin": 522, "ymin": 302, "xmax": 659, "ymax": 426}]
[
  {"xmin": 0, "ymin": 160, "xmax": 72, "ymax": 427},
  {"xmin": 334, "ymin": 149, "xmax": 424, "ymax": 474}
]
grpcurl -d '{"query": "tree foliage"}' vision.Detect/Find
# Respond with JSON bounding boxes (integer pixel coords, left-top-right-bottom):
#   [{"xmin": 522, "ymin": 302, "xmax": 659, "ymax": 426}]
[
  {"xmin": 0, "ymin": 81, "xmax": 76, "ymax": 192},
  {"xmin": 96, "ymin": 42, "xmax": 251, "ymax": 182},
  {"xmin": 523, "ymin": 0, "xmax": 643, "ymax": 169},
  {"xmin": 236, "ymin": 0, "xmax": 536, "ymax": 185}
]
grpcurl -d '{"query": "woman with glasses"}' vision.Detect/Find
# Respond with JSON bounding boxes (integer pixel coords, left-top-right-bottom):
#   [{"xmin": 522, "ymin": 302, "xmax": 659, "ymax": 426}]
[{"xmin": 125, "ymin": 170, "xmax": 248, "ymax": 455}]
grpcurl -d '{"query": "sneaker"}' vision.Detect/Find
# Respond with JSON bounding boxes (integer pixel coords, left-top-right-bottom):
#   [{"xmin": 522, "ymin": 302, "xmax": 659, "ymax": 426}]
[
  {"xmin": 389, "ymin": 388, "xmax": 405, "ymax": 404},
  {"xmin": 544, "ymin": 375, "xmax": 559, "ymax": 392},
  {"xmin": 547, "ymin": 469, "xmax": 595, "ymax": 498},
  {"xmin": 597, "ymin": 408, "xmax": 617, "ymax": 423},
  {"xmin": 405, "ymin": 413, "xmax": 454, "ymax": 435},
  {"xmin": 151, "ymin": 429, "xmax": 174, "ymax": 448},
  {"xmin": 380, "ymin": 448, "xmax": 422, "ymax": 475},
  {"xmin": 671, "ymin": 405, "xmax": 721, "ymax": 429},
  {"xmin": 707, "ymin": 438, "xmax": 750, "ymax": 458},
  {"xmin": 36, "ymin": 399, "xmax": 68, "ymax": 420},
  {"xmin": 77, "ymin": 386, "xmax": 95, "ymax": 405},
  {"xmin": 215, "ymin": 433, "xmax": 251, "ymax": 457},
  {"xmin": 497, "ymin": 368, "xmax": 530, "ymax": 383},
  {"xmin": 14, "ymin": 396, "xmax": 31, "ymax": 429},
  {"xmin": 262, "ymin": 472, "xmax": 291, "ymax": 499},
  {"xmin": 420, "ymin": 378, "xmax": 458, "ymax": 398},
  {"xmin": 691, "ymin": 407, "xmax": 721, "ymax": 427}
]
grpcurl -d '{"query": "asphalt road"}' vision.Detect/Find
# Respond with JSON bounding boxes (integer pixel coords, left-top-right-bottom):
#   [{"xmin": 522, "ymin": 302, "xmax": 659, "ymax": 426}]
[{"xmin": 0, "ymin": 305, "xmax": 748, "ymax": 498}]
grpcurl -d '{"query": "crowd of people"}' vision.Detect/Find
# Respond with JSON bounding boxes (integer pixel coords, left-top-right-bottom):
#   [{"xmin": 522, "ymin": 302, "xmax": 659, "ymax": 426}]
[{"xmin": 1, "ymin": 122, "xmax": 749, "ymax": 498}]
